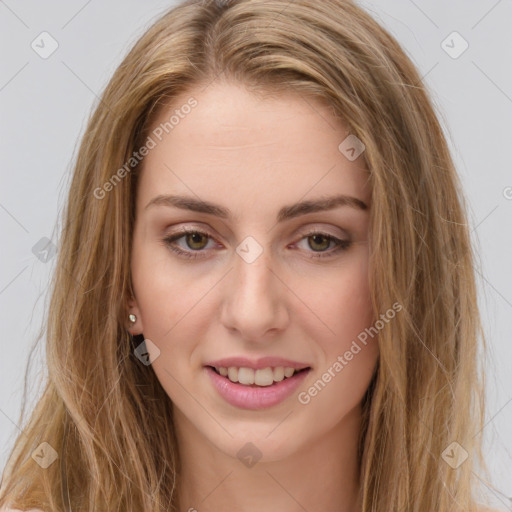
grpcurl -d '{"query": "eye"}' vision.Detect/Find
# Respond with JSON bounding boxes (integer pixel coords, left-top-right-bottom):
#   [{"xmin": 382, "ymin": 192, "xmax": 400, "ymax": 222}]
[
  {"xmin": 162, "ymin": 227, "xmax": 215, "ymax": 259},
  {"xmin": 161, "ymin": 227, "xmax": 352, "ymax": 260},
  {"xmin": 293, "ymin": 231, "xmax": 352, "ymax": 259}
]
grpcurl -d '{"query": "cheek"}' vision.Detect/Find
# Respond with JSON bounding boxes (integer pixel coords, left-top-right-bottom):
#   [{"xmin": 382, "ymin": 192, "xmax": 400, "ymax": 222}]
[
  {"xmin": 304, "ymin": 257, "xmax": 378, "ymax": 411},
  {"xmin": 131, "ymin": 243, "xmax": 208, "ymax": 337},
  {"xmin": 296, "ymin": 252, "xmax": 373, "ymax": 351},
  {"xmin": 131, "ymin": 248, "xmax": 223, "ymax": 391},
  {"xmin": 297, "ymin": 265, "xmax": 378, "ymax": 418}
]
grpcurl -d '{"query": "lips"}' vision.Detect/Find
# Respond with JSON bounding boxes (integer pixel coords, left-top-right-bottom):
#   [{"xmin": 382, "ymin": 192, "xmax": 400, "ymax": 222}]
[{"xmin": 203, "ymin": 356, "xmax": 312, "ymax": 409}]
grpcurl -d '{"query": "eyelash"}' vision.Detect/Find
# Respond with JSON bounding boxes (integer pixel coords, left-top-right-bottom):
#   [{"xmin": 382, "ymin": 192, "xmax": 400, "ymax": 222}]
[{"xmin": 161, "ymin": 227, "xmax": 351, "ymax": 260}]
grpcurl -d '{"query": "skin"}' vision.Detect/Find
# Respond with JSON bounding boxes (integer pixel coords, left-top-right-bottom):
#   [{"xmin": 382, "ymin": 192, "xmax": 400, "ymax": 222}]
[{"xmin": 128, "ymin": 80, "xmax": 379, "ymax": 512}]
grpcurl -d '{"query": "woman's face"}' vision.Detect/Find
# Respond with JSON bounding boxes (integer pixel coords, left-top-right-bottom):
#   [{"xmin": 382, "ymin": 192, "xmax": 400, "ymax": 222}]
[{"xmin": 129, "ymin": 80, "xmax": 378, "ymax": 462}]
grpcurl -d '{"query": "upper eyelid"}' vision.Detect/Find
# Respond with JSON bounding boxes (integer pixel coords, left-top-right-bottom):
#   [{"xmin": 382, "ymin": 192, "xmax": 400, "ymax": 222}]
[{"xmin": 165, "ymin": 223, "xmax": 350, "ymax": 240}]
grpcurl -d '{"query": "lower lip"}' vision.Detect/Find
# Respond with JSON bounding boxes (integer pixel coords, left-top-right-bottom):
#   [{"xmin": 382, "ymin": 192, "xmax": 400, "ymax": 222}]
[{"xmin": 205, "ymin": 366, "xmax": 310, "ymax": 410}]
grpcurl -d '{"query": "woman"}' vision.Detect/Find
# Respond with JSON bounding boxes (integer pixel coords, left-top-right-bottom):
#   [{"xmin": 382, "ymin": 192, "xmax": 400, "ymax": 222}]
[{"xmin": 0, "ymin": 0, "xmax": 496, "ymax": 510}]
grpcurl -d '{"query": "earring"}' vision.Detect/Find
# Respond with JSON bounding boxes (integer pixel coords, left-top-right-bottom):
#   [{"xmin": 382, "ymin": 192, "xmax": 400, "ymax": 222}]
[{"xmin": 129, "ymin": 313, "xmax": 137, "ymax": 323}]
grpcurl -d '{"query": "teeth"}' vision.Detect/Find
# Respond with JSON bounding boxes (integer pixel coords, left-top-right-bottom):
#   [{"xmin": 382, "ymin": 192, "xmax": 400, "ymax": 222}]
[
  {"xmin": 254, "ymin": 367, "xmax": 274, "ymax": 386},
  {"xmin": 273, "ymin": 366, "xmax": 285, "ymax": 382},
  {"xmin": 238, "ymin": 367, "xmax": 255, "ymax": 385},
  {"xmin": 227, "ymin": 367, "xmax": 238, "ymax": 382},
  {"xmin": 215, "ymin": 366, "xmax": 303, "ymax": 386},
  {"xmin": 284, "ymin": 367, "xmax": 295, "ymax": 378}
]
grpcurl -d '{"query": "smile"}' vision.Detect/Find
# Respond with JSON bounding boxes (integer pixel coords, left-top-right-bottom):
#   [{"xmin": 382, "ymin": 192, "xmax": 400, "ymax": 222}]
[
  {"xmin": 204, "ymin": 359, "xmax": 312, "ymax": 410},
  {"xmin": 210, "ymin": 365, "xmax": 308, "ymax": 386}
]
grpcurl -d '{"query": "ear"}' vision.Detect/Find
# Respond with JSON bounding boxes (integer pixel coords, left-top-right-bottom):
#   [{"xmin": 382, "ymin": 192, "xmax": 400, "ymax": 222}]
[{"xmin": 127, "ymin": 297, "xmax": 144, "ymax": 336}]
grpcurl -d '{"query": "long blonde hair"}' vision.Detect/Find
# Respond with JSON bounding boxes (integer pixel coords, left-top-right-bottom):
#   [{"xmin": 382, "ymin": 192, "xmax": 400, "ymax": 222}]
[{"xmin": 0, "ymin": 0, "xmax": 490, "ymax": 510}]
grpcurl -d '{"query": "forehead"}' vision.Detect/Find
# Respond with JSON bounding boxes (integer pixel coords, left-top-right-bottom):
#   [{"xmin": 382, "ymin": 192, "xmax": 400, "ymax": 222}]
[{"xmin": 137, "ymin": 81, "xmax": 370, "ymax": 213}]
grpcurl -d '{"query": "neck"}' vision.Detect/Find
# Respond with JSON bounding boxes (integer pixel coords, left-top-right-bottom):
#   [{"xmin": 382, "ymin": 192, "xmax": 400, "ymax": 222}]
[{"xmin": 174, "ymin": 406, "xmax": 363, "ymax": 512}]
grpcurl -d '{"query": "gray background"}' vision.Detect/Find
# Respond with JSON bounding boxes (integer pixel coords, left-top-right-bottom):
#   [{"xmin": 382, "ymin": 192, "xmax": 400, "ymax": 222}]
[{"xmin": 1, "ymin": 0, "xmax": 511, "ymax": 508}]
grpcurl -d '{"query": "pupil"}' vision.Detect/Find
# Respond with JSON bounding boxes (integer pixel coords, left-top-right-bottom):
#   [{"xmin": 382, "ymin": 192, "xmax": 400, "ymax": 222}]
[
  {"xmin": 310, "ymin": 234, "xmax": 328, "ymax": 251},
  {"xmin": 188, "ymin": 233, "xmax": 206, "ymax": 249}
]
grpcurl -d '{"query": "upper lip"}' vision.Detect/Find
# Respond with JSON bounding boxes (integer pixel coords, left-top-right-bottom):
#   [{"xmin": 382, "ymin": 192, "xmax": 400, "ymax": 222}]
[{"xmin": 204, "ymin": 356, "xmax": 311, "ymax": 370}]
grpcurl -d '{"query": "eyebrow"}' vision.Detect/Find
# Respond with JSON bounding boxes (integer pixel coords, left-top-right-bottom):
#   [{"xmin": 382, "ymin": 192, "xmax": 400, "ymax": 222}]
[{"xmin": 145, "ymin": 193, "xmax": 368, "ymax": 222}]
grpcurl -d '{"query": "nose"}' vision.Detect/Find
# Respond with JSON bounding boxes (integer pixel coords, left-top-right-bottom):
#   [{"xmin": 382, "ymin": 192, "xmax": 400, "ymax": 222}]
[{"xmin": 219, "ymin": 247, "xmax": 290, "ymax": 343}]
